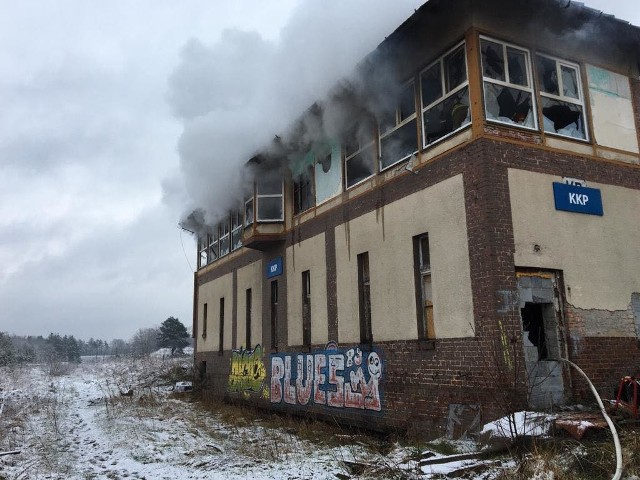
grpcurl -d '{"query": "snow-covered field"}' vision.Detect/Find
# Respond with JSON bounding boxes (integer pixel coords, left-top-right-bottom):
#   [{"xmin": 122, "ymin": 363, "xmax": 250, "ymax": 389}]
[{"xmin": 2, "ymin": 356, "xmax": 586, "ymax": 480}]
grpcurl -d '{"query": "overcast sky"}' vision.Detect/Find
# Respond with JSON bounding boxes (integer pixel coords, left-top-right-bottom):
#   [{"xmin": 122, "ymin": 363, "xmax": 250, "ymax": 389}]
[{"xmin": 0, "ymin": 1, "xmax": 638, "ymax": 342}]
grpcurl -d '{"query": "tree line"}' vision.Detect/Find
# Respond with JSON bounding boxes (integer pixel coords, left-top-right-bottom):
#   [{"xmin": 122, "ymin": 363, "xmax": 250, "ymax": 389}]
[{"xmin": 0, "ymin": 317, "xmax": 191, "ymax": 366}]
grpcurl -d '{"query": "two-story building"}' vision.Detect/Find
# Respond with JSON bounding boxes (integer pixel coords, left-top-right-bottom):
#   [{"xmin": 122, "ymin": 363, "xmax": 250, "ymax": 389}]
[{"xmin": 189, "ymin": 0, "xmax": 640, "ymax": 435}]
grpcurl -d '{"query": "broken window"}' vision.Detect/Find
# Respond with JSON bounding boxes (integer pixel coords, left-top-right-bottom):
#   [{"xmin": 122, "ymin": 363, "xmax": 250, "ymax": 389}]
[
  {"xmin": 315, "ymin": 142, "xmax": 342, "ymax": 204},
  {"xmin": 256, "ymin": 177, "xmax": 284, "ymax": 222},
  {"xmin": 198, "ymin": 236, "xmax": 207, "ymax": 269},
  {"xmin": 219, "ymin": 218, "xmax": 230, "ymax": 257},
  {"xmin": 357, "ymin": 252, "xmax": 373, "ymax": 344},
  {"xmin": 231, "ymin": 209, "xmax": 242, "ymax": 251},
  {"xmin": 536, "ymin": 54, "xmax": 586, "ymax": 140},
  {"xmin": 481, "ymin": 37, "xmax": 536, "ymax": 129},
  {"xmin": 379, "ymin": 80, "xmax": 418, "ymax": 170},
  {"xmin": 415, "ymin": 234, "xmax": 435, "ymax": 339},
  {"xmin": 344, "ymin": 119, "xmax": 376, "ymax": 189},
  {"xmin": 244, "ymin": 196, "xmax": 254, "ymax": 227},
  {"xmin": 208, "ymin": 230, "xmax": 219, "ymax": 263},
  {"xmin": 302, "ymin": 270, "xmax": 311, "ymax": 347},
  {"xmin": 421, "ymin": 43, "xmax": 471, "ymax": 146},
  {"xmin": 293, "ymin": 164, "xmax": 315, "ymax": 215}
]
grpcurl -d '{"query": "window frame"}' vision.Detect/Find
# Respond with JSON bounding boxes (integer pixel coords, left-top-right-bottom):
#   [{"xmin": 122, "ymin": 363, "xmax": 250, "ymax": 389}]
[
  {"xmin": 414, "ymin": 234, "xmax": 435, "ymax": 341},
  {"xmin": 535, "ymin": 53, "xmax": 589, "ymax": 142},
  {"xmin": 293, "ymin": 165, "xmax": 315, "ymax": 215},
  {"xmin": 202, "ymin": 302, "xmax": 208, "ymax": 339},
  {"xmin": 245, "ymin": 288, "xmax": 252, "ymax": 350},
  {"xmin": 378, "ymin": 79, "xmax": 419, "ymax": 171},
  {"xmin": 480, "ymin": 35, "xmax": 538, "ymax": 131},
  {"xmin": 198, "ymin": 236, "xmax": 208, "ymax": 269},
  {"xmin": 420, "ymin": 41, "xmax": 471, "ymax": 148},
  {"xmin": 218, "ymin": 297, "xmax": 225, "ymax": 355},
  {"xmin": 256, "ymin": 178, "xmax": 285, "ymax": 222},
  {"xmin": 209, "ymin": 229, "xmax": 219, "ymax": 263},
  {"xmin": 230, "ymin": 209, "xmax": 243, "ymax": 251},
  {"xmin": 344, "ymin": 119, "xmax": 377, "ymax": 190},
  {"xmin": 219, "ymin": 217, "xmax": 230, "ymax": 257},
  {"xmin": 357, "ymin": 252, "xmax": 373, "ymax": 345},
  {"xmin": 302, "ymin": 270, "xmax": 311, "ymax": 347}
]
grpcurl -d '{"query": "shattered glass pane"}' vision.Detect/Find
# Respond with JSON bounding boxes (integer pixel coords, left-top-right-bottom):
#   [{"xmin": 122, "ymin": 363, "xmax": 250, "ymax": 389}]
[
  {"xmin": 421, "ymin": 63, "xmax": 443, "ymax": 108},
  {"xmin": 231, "ymin": 229, "xmax": 242, "ymax": 251},
  {"xmin": 219, "ymin": 235, "xmax": 229, "ymax": 257},
  {"xmin": 346, "ymin": 144, "xmax": 375, "ymax": 188},
  {"xmin": 483, "ymin": 83, "xmax": 534, "ymax": 128},
  {"xmin": 536, "ymin": 55, "xmax": 559, "ymax": 96},
  {"xmin": 561, "ymin": 65, "xmax": 579, "ymax": 99},
  {"xmin": 507, "ymin": 47, "xmax": 528, "ymax": 87},
  {"xmin": 541, "ymin": 98, "xmax": 585, "ymax": 139},
  {"xmin": 244, "ymin": 199, "xmax": 254, "ymax": 227},
  {"xmin": 199, "ymin": 249, "xmax": 207, "ymax": 268},
  {"xmin": 380, "ymin": 118, "xmax": 418, "ymax": 170},
  {"xmin": 209, "ymin": 241, "xmax": 219, "ymax": 262},
  {"xmin": 256, "ymin": 196, "xmax": 283, "ymax": 221},
  {"xmin": 444, "ymin": 45, "xmax": 466, "ymax": 92},
  {"xmin": 481, "ymin": 39, "xmax": 505, "ymax": 82},
  {"xmin": 423, "ymin": 86, "xmax": 470, "ymax": 145}
]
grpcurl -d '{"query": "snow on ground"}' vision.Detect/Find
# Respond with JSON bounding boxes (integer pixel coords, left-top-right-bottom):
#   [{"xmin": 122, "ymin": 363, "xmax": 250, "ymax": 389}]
[
  {"xmin": 0, "ymin": 358, "xmax": 383, "ymax": 479},
  {"xmin": 1, "ymin": 357, "xmax": 522, "ymax": 479}
]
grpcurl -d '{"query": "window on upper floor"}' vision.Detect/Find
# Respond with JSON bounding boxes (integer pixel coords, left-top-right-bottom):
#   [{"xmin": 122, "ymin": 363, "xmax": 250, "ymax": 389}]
[
  {"xmin": 256, "ymin": 177, "xmax": 284, "ymax": 222},
  {"xmin": 198, "ymin": 236, "xmax": 207, "ymax": 269},
  {"xmin": 208, "ymin": 229, "xmax": 219, "ymax": 263},
  {"xmin": 231, "ymin": 209, "xmax": 243, "ymax": 251},
  {"xmin": 421, "ymin": 42, "xmax": 471, "ymax": 146},
  {"xmin": 481, "ymin": 37, "xmax": 536, "ymax": 130},
  {"xmin": 244, "ymin": 196, "xmax": 254, "ymax": 227},
  {"xmin": 379, "ymin": 80, "xmax": 419, "ymax": 170},
  {"xmin": 536, "ymin": 54, "xmax": 587, "ymax": 140},
  {"xmin": 219, "ymin": 220, "xmax": 230, "ymax": 257},
  {"xmin": 345, "ymin": 118, "xmax": 376, "ymax": 189},
  {"xmin": 293, "ymin": 164, "xmax": 315, "ymax": 215}
]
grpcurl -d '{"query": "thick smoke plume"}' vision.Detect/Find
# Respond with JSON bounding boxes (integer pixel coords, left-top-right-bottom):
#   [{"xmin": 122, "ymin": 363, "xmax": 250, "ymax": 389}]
[{"xmin": 167, "ymin": 0, "xmax": 424, "ymax": 234}]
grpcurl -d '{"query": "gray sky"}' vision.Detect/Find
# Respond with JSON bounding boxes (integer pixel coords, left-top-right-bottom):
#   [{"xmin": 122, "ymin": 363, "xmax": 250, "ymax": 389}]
[{"xmin": 0, "ymin": 0, "xmax": 638, "ymax": 342}]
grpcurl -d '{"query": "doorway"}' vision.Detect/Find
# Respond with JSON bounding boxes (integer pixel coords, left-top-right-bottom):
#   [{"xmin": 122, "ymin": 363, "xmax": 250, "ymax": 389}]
[{"xmin": 517, "ymin": 271, "xmax": 566, "ymax": 409}]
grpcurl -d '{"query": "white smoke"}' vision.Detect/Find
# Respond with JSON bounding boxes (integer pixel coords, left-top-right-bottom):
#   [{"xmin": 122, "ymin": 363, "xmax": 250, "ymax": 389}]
[{"xmin": 166, "ymin": 0, "xmax": 425, "ymax": 228}]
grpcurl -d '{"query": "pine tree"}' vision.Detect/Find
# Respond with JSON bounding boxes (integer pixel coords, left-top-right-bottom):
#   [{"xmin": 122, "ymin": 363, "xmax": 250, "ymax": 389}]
[{"xmin": 157, "ymin": 317, "xmax": 189, "ymax": 355}]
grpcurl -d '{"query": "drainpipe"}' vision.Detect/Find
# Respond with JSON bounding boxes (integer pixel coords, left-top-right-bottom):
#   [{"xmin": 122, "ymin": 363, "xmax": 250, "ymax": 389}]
[{"xmin": 558, "ymin": 358, "xmax": 622, "ymax": 480}]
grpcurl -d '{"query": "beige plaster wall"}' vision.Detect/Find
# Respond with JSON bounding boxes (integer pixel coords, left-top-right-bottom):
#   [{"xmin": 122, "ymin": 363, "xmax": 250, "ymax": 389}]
[
  {"xmin": 197, "ymin": 272, "xmax": 234, "ymax": 352},
  {"xmin": 509, "ymin": 168, "xmax": 640, "ymax": 312},
  {"xmin": 236, "ymin": 260, "xmax": 263, "ymax": 350},
  {"xmin": 286, "ymin": 233, "xmax": 328, "ymax": 346},
  {"xmin": 335, "ymin": 174, "xmax": 474, "ymax": 343}
]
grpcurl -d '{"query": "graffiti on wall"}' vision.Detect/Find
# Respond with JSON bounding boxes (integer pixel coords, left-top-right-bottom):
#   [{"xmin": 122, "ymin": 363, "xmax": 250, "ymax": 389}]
[
  {"xmin": 228, "ymin": 345, "xmax": 267, "ymax": 396},
  {"xmin": 270, "ymin": 341, "xmax": 383, "ymax": 411}
]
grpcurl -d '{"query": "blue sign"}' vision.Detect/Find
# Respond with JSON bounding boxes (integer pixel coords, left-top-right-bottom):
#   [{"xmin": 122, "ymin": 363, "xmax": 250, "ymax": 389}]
[
  {"xmin": 266, "ymin": 257, "xmax": 283, "ymax": 278},
  {"xmin": 552, "ymin": 182, "xmax": 603, "ymax": 216}
]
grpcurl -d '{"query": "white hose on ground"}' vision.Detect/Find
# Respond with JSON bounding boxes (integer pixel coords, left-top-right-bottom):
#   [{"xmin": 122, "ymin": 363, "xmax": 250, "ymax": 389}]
[{"xmin": 558, "ymin": 358, "xmax": 622, "ymax": 480}]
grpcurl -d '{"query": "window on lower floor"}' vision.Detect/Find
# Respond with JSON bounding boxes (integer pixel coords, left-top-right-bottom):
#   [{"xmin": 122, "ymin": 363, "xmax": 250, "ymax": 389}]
[
  {"xmin": 421, "ymin": 42, "xmax": 471, "ymax": 146},
  {"xmin": 357, "ymin": 252, "xmax": 372, "ymax": 344},
  {"xmin": 481, "ymin": 36, "xmax": 536, "ymax": 129},
  {"xmin": 270, "ymin": 281, "xmax": 278, "ymax": 351},
  {"xmin": 245, "ymin": 288, "xmax": 252, "ymax": 350},
  {"xmin": 414, "ymin": 234, "xmax": 435, "ymax": 339},
  {"xmin": 219, "ymin": 297, "xmax": 225, "ymax": 355},
  {"xmin": 202, "ymin": 303, "xmax": 208, "ymax": 339},
  {"xmin": 536, "ymin": 54, "xmax": 587, "ymax": 140},
  {"xmin": 302, "ymin": 270, "xmax": 311, "ymax": 347}
]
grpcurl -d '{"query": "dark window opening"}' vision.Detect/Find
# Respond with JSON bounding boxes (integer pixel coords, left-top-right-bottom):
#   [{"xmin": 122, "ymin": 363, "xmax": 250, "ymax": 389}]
[
  {"xmin": 521, "ymin": 303, "xmax": 548, "ymax": 360},
  {"xmin": 293, "ymin": 167, "xmax": 315, "ymax": 214},
  {"xmin": 302, "ymin": 270, "xmax": 311, "ymax": 347},
  {"xmin": 345, "ymin": 145, "xmax": 376, "ymax": 188},
  {"xmin": 270, "ymin": 281, "xmax": 278, "ymax": 351},
  {"xmin": 202, "ymin": 303, "xmax": 208, "ymax": 339},
  {"xmin": 219, "ymin": 297, "xmax": 225, "ymax": 355},
  {"xmin": 357, "ymin": 252, "xmax": 372, "ymax": 344},
  {"xmin": 245, "ymin": 288, "xmax": 252, "ymax": 350},
  {"xmin": 414, "ymin": 234, "xmax": 434, "ymax": 339}
]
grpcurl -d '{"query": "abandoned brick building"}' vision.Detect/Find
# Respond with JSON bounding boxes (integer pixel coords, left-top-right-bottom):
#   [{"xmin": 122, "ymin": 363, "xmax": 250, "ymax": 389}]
[{"xmin": 190, "ymin": 0, "xmax": 640, "ymax": 434}]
